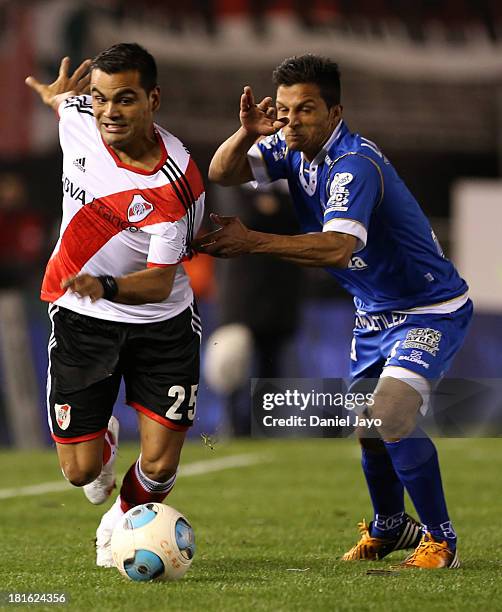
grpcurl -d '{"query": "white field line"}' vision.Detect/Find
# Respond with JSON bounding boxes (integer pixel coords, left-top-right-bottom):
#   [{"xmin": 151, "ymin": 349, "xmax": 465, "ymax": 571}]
[
  {"xmin": 179, "ymin": 453, "xmax": 266, "ymax": 476},
  {"xmin": 0, "ymin": 453, "xmax": 267, "ymax": 500}
]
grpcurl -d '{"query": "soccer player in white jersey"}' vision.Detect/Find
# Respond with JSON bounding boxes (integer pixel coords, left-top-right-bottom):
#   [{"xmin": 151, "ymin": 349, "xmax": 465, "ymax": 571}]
[
  {"xmin": 25, "ymin": 43, "xmax": 204, "ymax": 568},
  {"xmin": 195, "ymin": 55, "xmax": 473, "ymax": 569}
]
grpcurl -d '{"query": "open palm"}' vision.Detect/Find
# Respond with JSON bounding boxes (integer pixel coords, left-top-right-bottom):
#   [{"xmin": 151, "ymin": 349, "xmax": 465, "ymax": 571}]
[
  {"xmin": 25, "ymin": 56, "xmax": 92, "ymax": 109},
  {"xmin": 240, "ymin": 85, "xmax": 289, "ymax": 136}
]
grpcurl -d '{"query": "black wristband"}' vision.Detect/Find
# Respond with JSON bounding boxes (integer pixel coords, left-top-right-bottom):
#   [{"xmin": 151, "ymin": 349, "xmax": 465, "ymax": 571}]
[{"xmin": 97, "ymin": 275, "xmax": 119, "ymax": 301}]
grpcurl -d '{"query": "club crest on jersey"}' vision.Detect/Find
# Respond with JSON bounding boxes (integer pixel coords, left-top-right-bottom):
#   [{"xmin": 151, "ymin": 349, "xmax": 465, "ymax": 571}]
[
  {"xmin": 55, "ymin": 403, "xmax": 71, "ymax": 430},
  {"xmin": 127, "ymin": 194, "xmax": 154, "ymax": 222}
]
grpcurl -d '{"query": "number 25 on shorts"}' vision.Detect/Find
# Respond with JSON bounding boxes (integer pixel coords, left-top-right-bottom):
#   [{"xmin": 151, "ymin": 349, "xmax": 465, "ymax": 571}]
[{"xmin": 165, "ymin": 384, "xmax": 198, "ymax": 421}]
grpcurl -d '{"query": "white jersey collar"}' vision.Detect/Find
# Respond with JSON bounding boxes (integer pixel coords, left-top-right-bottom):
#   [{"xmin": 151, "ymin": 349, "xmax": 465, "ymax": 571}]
[{"xmin": 299, "ymin": 120, "xmax": 344, "ymax": 196}]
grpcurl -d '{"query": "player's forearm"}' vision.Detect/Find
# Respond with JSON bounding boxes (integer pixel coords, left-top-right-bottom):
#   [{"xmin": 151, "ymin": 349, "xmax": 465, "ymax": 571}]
[
  {"xmin": 62, "ymin": 264, "xmax": 178, "ymax": 304},
  {"xmin": 114, "ymin": 267, "xmax": 176, "ymax": 304},
  {"xmin": 248, "ymin": 231, "xmax": 353, "ymax": 268},
  {"xmin": 208, "ymin": 127, "xmax": 256, "ymax": 185}
]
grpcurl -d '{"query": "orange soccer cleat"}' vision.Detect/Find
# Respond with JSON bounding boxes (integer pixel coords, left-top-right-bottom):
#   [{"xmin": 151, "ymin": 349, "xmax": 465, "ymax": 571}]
[
  {"xmin": 342, "ymin": 514, "xmax": 422, "ymax": 561},
  {"xmin": 391, "ymin": 532, "xmax": 460, "ymax": 569}
]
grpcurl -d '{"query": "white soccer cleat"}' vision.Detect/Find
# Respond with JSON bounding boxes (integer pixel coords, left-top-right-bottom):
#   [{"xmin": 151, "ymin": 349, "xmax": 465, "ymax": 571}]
[
  {"xmin": 95, "ymin": 496, "xmax": 124, "ymax": 568},
  {"xmin": 83, "ymin": 416, "xmax": 119, "ymax": 505}
]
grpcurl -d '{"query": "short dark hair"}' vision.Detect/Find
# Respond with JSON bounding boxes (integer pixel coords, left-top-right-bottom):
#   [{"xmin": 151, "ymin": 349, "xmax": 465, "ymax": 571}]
[
  {"xmin": 91, "ymin": 43, "xmax": 157, "ymax": 93},
  {"xmin": 272, "ymin": 54, "xmax": 341, "ymax": 108}
]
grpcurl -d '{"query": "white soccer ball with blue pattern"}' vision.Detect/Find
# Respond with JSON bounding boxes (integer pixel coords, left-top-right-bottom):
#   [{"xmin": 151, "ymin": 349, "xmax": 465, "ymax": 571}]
[{"xmin": 111, "ymin": 502, "xmax": 195, "ymax": 581}]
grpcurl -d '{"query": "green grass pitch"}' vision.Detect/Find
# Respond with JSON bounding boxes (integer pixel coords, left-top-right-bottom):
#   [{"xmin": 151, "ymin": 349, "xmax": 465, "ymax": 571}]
[{"xmin": 1, "ymin": 438, "xmax": 501, "ymax": 611}]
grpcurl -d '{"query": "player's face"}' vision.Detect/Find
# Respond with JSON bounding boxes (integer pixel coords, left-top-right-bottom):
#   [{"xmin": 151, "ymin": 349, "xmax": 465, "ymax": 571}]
[
  {"xmin": 90, "ymin": 69, "xmax": 160, "ymax": 150},
  {"xmin": 276, "ymin": 83, "xmax": 342, "ymax": 161}
]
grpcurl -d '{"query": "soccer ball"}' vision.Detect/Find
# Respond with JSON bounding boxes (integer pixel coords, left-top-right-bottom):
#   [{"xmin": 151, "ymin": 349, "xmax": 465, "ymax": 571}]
[{"xmin": 111, "ymin": 503, "xmax": 195, "ymax": 582}]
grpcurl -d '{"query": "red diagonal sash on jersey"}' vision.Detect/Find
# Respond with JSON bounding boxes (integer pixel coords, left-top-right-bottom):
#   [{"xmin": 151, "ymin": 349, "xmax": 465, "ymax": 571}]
[{"xmin": 41, "ymin": 160, "xmax": 204, "ymax": 302}]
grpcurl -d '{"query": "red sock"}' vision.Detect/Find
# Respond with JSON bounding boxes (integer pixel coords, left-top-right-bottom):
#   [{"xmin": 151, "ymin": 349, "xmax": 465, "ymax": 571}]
[{"xmin": 119, "ymin": 458, "xmax": 177, "ymax": 513}]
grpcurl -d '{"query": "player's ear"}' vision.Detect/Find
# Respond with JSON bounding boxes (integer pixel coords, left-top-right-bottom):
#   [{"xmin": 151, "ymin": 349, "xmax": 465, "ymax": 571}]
[
  {"xmin": 329, "ymin": 103, "xmax": 343, "ymax": 127},
  {"xmin": 329, "ymin": 103, "xmax": 342, "ymax": 120},
  {"xmin": 150, "ymin": 86, "xmax": 161, "ymax": 112}
]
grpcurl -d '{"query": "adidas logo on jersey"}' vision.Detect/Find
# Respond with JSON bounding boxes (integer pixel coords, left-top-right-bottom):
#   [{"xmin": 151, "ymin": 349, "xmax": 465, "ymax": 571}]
[{"xmin": 73, "ymin": 157, "xmax": 86, "ymax": 172}]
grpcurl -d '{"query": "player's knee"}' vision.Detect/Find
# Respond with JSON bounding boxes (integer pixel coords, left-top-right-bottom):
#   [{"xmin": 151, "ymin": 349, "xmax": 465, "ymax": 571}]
[
  {"xmin": 369, "ymin": 377, "xmax": 424, "ymax": 439},
  {"xmin": 140, "ymin": 457, "xmax": 178, "ymax": 483},
  {"xmin": 370, "ymin": 398, "xmax": 417, "ymax": 441},
  {"xmin": 62, "ymin": 463, "xmax": 101, "ymax": 487},
  {"xmin": 380, "ymin": 418, "xmax": 415, "ymax": 441},
  {"xmin": 377, "ymin": 415, "xmax": 416, "ymax": 440}
]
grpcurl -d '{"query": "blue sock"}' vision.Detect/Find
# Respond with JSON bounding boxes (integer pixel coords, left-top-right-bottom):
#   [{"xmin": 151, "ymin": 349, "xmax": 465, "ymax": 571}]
[
  {"xmin": 384, "ymin": 429, "xmax": 456, "ymax": 550},
  {"xmin": 361, "ymin": 446, "xmax": 405, "ymax": 538}
]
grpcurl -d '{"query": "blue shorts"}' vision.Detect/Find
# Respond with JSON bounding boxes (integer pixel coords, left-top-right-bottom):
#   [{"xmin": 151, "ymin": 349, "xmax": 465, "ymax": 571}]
[{"xmin": 349, "ymin": 300, "xmax": 473, "ymax": 411}]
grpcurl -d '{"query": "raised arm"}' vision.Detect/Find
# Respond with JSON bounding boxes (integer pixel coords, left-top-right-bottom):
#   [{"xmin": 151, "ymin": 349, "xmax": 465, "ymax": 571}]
[
  {"xmin": 25, "ymin": 56, "xmax": 91, "ymax": 111},
  {"xmin": 208, "ymin": 86, "xmax": 289, "ymax": 186}
]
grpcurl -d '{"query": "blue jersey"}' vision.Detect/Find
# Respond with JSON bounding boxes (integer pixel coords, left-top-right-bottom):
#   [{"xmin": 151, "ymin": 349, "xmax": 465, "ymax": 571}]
[{"xmin": 248, "ymin": 121, "xmax": 468, "ymax": 314}]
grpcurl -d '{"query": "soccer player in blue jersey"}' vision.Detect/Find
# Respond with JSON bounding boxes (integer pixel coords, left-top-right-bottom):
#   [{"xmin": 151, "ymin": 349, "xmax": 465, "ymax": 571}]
[{"xmin": 195, "ymin": 55, "xmax": 472, "ymax": 569}]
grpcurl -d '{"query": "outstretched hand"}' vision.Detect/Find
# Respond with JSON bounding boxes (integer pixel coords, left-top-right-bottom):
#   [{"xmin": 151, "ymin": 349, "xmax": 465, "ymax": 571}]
[
  {"xmin": 192, "ymin": 213, "xmax": 255, "ymax": 258},
  {"xmin": 240, "ymin": 85, "xmax": 289, "ymax": 137},
  {"xmin": 25, "ymin": 56, "xmax": 92, "ymax": 110}
]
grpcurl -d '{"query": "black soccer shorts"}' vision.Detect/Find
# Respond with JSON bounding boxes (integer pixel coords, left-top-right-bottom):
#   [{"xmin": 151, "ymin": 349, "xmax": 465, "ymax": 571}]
[{"xmin": 47, "ymin": 303, "xmax": 201, "ymax": 443}]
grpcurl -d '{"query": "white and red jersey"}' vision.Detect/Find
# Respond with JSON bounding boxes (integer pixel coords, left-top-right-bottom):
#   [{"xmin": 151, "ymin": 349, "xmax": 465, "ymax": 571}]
[{"xmin": 42, "ymin": 95, "xmax": 205, "ymax": 323}]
